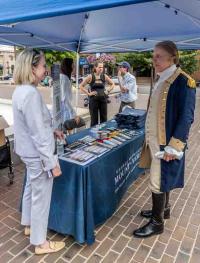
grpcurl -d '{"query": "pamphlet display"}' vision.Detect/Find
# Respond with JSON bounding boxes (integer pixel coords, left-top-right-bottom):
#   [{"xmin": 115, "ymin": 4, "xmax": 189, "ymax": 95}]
[{"xmin": 59, "ymin": 122, "xmax": 144, "ymax": 166}]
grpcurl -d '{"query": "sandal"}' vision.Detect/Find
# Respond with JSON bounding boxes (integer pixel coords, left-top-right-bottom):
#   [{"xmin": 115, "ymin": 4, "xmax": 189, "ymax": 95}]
[
  {"xmin": 35, "ymin": 241, "xmax": 65, "ymax": 255},
  {"xmin": 24, "ymin": 226, "xmax": 31, "ymax": 236}
]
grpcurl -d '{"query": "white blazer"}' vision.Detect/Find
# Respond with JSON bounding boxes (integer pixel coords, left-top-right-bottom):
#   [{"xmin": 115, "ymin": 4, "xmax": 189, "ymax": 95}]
[{"xmin": 12, "ymin": 84, "xmax": 57, "ymax": 171}]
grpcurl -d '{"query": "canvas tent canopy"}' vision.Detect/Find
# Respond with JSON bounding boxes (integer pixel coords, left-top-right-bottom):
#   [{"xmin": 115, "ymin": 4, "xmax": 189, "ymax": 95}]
[{"xmin": 0, "ymin": 0, "xmax": 200, "ymax": 52}]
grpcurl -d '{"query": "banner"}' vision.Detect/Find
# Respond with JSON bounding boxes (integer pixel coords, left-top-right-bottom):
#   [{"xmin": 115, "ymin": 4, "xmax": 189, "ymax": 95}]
[{"xmin": 51, "ymin": 64, "xmax": 62, "ymax": 129}]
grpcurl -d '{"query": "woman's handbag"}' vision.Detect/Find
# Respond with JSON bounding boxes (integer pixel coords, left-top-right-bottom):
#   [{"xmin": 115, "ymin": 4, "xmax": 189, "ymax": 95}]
[
  {"xmin": 63, "ymin": 117, "xmax": 85, "ymax": 130},
  {"xmin": 0, "ymin": 143, "xmax": 10, "ymax": 169}
]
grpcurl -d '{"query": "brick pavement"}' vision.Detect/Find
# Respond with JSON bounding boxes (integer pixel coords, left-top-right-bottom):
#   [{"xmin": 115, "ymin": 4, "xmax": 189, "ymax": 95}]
[{"xmin": 0, "ymin": 92, "xmax": 200, "ymax": 262}]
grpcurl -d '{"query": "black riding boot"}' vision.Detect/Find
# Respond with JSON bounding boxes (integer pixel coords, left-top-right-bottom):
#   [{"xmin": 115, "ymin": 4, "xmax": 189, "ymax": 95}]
[
  {"xmin": 141, "ymin": 192, "xmax": 170, "ymax": 219},
  {"xmin": 164, "ymin": 192, "xmax": 170, "ymax": 218},
  {"xmin": 133, "ymin": 193, "xmax": 165, "ymax": 238}
]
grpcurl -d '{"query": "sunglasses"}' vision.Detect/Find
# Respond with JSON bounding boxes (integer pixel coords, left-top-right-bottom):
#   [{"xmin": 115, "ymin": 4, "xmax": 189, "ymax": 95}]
[{"xmin": 32, "ymin": 49, "xmax": 42, "ymax": 66}]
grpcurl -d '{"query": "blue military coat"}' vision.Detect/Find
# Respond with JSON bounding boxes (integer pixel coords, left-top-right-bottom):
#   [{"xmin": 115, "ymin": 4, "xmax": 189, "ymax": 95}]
[
  {"xmin": 139, "ymin": 68, "xmax": 196, "ymax": 192},
  {"xmin": 159, "ymin": 68, "xmax": 196, "ymax": 192}
]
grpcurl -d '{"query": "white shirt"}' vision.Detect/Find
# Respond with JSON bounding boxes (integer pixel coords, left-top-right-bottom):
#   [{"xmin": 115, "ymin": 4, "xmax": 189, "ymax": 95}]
[
  {"xmin": 154, "ymin": 64, "xmax": 177, "ymax": 91},
  {"xmin": 118, "ymin": 72, "xmax": 137, "ymax": 102},
  {"xmin": 60, "ymin": 73, "xmax": 76, "ymax": 122}
]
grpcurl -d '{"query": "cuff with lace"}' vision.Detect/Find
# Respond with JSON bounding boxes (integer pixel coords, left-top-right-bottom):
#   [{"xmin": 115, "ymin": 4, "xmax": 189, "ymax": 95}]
[{"xmin": 155, "ymin": 146, "xmax": 183, "ymax": 160}]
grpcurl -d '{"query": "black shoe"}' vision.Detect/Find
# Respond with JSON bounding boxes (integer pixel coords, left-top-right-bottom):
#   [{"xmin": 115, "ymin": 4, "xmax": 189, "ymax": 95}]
[
  {"xmin": 141, "ymin": 206, "xmax": 170, "ymax": 219},
  {"xmin": 133, "ymin": 218, "xmax": 164, "ymax": 238},
  {"xmin": 134, "ymin": 192, "xmax": 166, "ymax": 238}
]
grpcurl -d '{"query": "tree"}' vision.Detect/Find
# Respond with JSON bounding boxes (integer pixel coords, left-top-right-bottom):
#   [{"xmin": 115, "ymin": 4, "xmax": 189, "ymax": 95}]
[
  {"xmin": 115, "ymin": 52, "xmax": 152, "ymax": 77},
  {"xmin": 16, "ymin": 47, "xmax": 76, "ymax": 67},
  {"xmin": 87, "ymin": 53, "xmax": 116, "ymax": 64},
  {"xmin": 87, "ymin": 53, "xmax": 116, "ymax": 75},
  {"xmin": 179, "ymin": 51, "xmax": 198, "ymax": 75},
  {"xmin": 115, "ymin": 50, "xmax": 199, "ymax": 77},
  {"xmin": 44, "ymin": 50, "xmax": 76, "ymax": 66}
]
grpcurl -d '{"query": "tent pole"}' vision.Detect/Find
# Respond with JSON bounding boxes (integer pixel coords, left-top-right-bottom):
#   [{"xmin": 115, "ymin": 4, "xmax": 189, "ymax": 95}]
[
  {"xmin": 74, "ymin": 13, "xmax": 89, "ymax": 115},
  {"xmin": 0, "ymin": 36, "xmax": 24, "ymax": 47},
  {"xmin": 33, "ymin": 35, "xmax": 72, "ymax": 51},
  {"xmin": 75, "ymin": 52, "xmax": 80, "ymax": 113},
  {"xmin": 146, "ymin": 65, "xmax": 154, "ymax": 110}
]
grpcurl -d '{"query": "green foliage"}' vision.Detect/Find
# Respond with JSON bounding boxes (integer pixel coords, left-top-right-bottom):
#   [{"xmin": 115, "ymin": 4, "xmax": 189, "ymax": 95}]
[
  {"xmin": 179, "ymin": 51, "xmax": 198, "ymax": 75},
  {"xmin": 15, "ymin": 47, "xmax": 199, "ymax": 76},
  {"xmin": 114, "ymin": 50, "xmax": 199, "ymax": 76},
  {"xmin": 44, "ymin": 50, "xmax": 76, "ymax": 66},
  {"xmin": 16, "ymin": 47, "xmax": 76, "ymax": 66},
  {"xmin": 115, "ymin": 52, "xmax": 152, "ymax": 76}
]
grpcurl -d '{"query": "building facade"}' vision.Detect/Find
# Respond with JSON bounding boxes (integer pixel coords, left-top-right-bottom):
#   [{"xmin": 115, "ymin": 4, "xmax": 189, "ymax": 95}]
[{"xmin": 0, "ymin": 45, "xmax": 15, "ymax": 77}]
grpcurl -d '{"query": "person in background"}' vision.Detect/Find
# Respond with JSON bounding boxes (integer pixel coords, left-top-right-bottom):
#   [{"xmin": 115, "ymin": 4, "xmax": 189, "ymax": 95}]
[
  {"xmin": 43, "ymin": 71, "xmax": 52, "ymax": 87},
  {"xmin": 12, "ymin": 49, "xmax": 65, "ymax": 254},
  {"xmin": 133, "ymin": 41, "xmax": 196, "ymax": 238},
  {"xmin": 60, "ymin": 58, "xmax": 80, "ymax": 133},
  {"xmin": 117, "ymin": 61, "xmax": 137, "ymax": 112},
  {"xmin": 80, "ymin": 61, "xmax": 115, "ymax": 127}
]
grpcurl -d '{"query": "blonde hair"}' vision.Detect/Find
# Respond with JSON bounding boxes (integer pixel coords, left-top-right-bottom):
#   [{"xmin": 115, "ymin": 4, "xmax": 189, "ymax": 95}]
[{"xmin": 13, "ymin": 49, "xmax": 44, "ymax": 85}]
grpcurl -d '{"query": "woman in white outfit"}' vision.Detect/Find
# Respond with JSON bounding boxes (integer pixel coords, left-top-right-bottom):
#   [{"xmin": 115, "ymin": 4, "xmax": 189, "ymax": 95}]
[
  {"xmin": 60, "ymin": 58, "xmax": 80, "ymax": 133},
  {"xmin": 12, "ymin": 49, "xmax": 65, "ymax": 254}
]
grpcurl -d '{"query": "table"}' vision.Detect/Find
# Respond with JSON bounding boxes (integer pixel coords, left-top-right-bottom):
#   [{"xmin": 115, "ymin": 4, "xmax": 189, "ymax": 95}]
[{"xmin": 48, "ymin": 122, "xmax": 145, "ymax": 244}]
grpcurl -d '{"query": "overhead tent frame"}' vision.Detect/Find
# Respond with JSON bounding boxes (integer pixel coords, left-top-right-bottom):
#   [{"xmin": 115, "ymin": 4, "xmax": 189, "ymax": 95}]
[
  {"xmin": 0, "ymin": 0, "xmax": 156, "ymax": 114},
  {"xmin": 0, "ymin": 0, "xmax": 155, "ymax": 52},
  {"xmin": 0, "ymin": 0, "xmax": 200, "ymax": 112},
  {"xmin": 0, "ymin": 0, "xmax": 200, "ymax": 53}
]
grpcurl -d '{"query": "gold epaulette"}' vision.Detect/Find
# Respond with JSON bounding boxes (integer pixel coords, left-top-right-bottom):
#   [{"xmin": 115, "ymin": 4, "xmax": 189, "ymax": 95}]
[{"xmin": 180, "ymin": 70, "xmax": 196, "ymax": 88}]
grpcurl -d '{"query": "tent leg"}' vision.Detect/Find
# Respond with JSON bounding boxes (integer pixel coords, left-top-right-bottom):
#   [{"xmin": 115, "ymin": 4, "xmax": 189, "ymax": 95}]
[{"xmin": 75, "ymin": 53, "xmax": 79, "ymax": 114}]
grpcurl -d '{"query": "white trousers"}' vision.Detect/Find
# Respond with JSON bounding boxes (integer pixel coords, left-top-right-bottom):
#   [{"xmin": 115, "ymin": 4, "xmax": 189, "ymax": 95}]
[
  {"xmin": 148, "ymin": 142, "xmax": 162, "ymax": 193},
  {"xmin": 21, "ymin": 157, "xmax": 53, "ymax": 245}
]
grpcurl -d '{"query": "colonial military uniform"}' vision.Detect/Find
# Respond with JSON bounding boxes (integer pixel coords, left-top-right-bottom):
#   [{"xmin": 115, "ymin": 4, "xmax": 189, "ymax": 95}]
[
  {"xmin": 133, "ymin": 65, "xmax": 196, "ymax": 238},
  {"xmin": 140, "ymin": 66, "xmax": 196, "ymax": 192}
]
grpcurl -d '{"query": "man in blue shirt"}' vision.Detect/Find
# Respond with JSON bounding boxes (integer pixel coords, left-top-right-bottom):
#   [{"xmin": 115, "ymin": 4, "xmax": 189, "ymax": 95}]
[{"xmin": 117, "ymin": 61, "xmax": 137, "ymax": 112}]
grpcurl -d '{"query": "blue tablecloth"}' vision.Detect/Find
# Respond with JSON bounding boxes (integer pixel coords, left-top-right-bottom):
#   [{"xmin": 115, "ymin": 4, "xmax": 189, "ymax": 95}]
[{"xmin": 48, "ymin": 122, "xmax": 145, "ymax": 244}]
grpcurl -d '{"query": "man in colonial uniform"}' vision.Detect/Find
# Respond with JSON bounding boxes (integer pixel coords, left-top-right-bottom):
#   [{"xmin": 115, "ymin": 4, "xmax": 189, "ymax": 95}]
[{"xmin": 133, "ymin": 41, "xmax": 196, "ymax": 238}]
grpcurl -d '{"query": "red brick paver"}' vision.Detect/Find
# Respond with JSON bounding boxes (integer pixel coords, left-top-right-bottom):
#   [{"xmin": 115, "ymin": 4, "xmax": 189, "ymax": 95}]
[{"xmin": 0, "ymin": 92, "xmax": 200, "ymax": 262}]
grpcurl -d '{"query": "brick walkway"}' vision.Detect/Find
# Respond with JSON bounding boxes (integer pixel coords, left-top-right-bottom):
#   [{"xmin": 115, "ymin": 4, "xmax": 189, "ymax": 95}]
[{"xmin": 0, "ymin": 92, "xmax": 200, "ymax": 263}]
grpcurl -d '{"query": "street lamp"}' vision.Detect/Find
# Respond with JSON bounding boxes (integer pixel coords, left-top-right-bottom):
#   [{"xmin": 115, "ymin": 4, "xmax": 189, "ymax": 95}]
[{"xmin": 6, "ymin": 61, "xmax": 10, "ymax": 74}]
